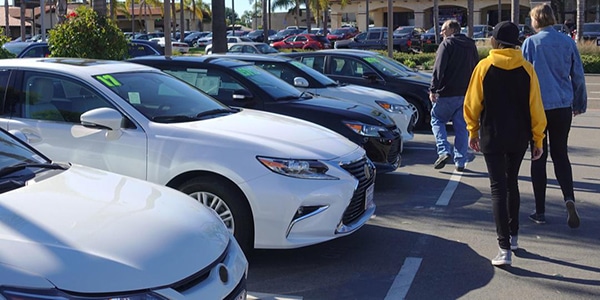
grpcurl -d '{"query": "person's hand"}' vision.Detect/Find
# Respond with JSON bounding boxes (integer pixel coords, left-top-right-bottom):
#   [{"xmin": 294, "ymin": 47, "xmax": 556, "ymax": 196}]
[
  {"xmin": 573, "ymin": 110, "xmax": 585, "ymax": 116},
  {"xmin": 531, "ymin": 146, "xmax": 543, "ymax": 160},
  {"xmin": 429, "ymin": 92, "xmax": 438, "ymax": 103},
  {"xmin": 469, "ymin": 137, "xmax": 480, "ymax": 152}
]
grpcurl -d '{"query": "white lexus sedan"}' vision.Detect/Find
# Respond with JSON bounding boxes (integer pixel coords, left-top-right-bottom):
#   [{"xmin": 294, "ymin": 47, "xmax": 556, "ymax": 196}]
[
  {"xmin": 0, "ymin": 58, "xmax": 376, "ymax": 252},
  {"xmin": 0, "ymin": 128, "xmax": 247, "ymax": 298}
]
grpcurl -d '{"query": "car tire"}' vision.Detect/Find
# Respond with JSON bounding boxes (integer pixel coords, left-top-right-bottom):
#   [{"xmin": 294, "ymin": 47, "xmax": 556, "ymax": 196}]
[
  {"xmin": 405, "ymin": 97, "xmax": 428, "ymax": 130},
  {"xmin": 178, "ymin": 176, "xmax": 254, "ymax": 253}
]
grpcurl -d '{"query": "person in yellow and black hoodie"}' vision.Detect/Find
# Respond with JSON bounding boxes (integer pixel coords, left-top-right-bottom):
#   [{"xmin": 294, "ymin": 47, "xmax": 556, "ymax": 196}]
[{"xmin": 463, "ymin": 21, "xmax": 547, "ymax": 267}]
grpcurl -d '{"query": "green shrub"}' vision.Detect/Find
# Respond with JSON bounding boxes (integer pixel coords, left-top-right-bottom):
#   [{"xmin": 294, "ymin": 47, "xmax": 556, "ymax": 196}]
[
  {"xmin": 0, "ymin": 28, "xmax": 15, "ymax": 59},
  {"xmin": 48, "ymin": 6, "xmax": 128, "ymax": 60},
  {"xmin": 581, "ymin": 54, "xmax": 600, "ymax": 73}
]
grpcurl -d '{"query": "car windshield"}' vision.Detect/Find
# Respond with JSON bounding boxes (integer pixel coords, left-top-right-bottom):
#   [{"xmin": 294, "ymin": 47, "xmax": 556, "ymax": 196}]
[
  {"xmin": 394, "ymin": 27, "xmax": 413, "ymax": 34},
  {"xmin": 375, "ymin": 53, "xmax": 417, "ymax": 74},
  {"xmin": 256, "ymin": 44, "xmax": 279, "ymax": 53},
  {"xmin": 0, "ymin": 130, "xmax": 49, "ymax": 170},
  {"xmin": 362, "ymin": 56, "xmax": 410, "ymax": 77},
  {"xmin": 2, "ymin": 43, "xmax": 30, "ymax": 55},
  {"xmin": 332, "ymin": 28, "xmax": 349, "ymax": 34},
  {"xmin": 232, "ymin": 65, "xmax": 305, "ymax": 100},
  {"xmin": 95, "ymin": 71, "xmax": 234, "ymax": 122}
]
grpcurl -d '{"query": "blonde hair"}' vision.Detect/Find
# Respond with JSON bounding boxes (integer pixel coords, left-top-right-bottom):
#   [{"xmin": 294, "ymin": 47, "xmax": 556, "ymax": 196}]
[{"xmin": 530, "ymin": 3, "xmax": 556, "ymax": 28}]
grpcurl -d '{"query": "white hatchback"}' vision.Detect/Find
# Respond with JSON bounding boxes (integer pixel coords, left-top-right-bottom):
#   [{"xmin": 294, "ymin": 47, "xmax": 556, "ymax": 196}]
[
  {"xmin": 0, "ymin": 58, "xmax": 376, "ymax": 252},
  {"xmin": 0, "ymin": 128, "xmax": 247, "ymax": 298}
]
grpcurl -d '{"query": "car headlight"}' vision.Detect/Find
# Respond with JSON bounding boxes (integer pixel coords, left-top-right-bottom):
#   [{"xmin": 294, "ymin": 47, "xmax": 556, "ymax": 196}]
[
  {"xmin": 0, "ymin": 287, "xmax": 168, "ymax": 300},
  {"xmin": 344, "ymin": 121, "xmax": 388, "ymax": 137},
  {"xmin": 375, "ymin": 100, "xmax": 409, "ymax": 113},
  {"xmin": 257, "ymin": 157, "xmax": 338, "ymax": 180}
]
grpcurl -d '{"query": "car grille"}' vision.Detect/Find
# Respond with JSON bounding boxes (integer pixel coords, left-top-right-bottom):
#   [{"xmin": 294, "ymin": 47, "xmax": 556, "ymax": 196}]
[
  {"xmin": 340, "ymin": 156, "xmax": 375, "ymax": 225},
  {"xmin": 170, "ymin": 242, "xmax": 230, "ymax": 292},
  {"xmin": 387, "ymin": 135, "xmax": 402, "ymax": 164}
]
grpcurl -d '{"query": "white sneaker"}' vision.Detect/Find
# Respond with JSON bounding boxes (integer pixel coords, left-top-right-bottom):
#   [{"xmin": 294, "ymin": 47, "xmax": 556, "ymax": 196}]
[
  {"xmin": 510, "ymin": 236, "xmax": 519, "ymax": 251},
  {"xmin": 492, "ymin": 248, "xmax": 512, "ymax": 266}
]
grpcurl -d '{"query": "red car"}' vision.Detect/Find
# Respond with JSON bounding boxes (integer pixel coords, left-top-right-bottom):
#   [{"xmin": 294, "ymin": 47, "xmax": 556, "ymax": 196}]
[
  {"xmin": 327, "ymin": 27, "xmax": 359, "ymax": 41},
  {"xmin": 271, "ymin": 34, "xmax": 332, "ymax": 50}
]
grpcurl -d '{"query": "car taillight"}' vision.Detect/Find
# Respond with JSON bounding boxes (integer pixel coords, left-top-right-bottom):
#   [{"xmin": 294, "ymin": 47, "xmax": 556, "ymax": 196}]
[{"xmin": 407, "ymin": 40, "xmax": 411, "ymax": 47}]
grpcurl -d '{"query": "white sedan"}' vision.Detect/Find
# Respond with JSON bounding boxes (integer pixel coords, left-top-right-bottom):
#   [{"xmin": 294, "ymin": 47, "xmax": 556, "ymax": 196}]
[
  {"xmin": 0, "ymin": 57, "xmax": 375, "ymax": 252},
  {"xmin": 0, "ymin": 127, "xmax": 247, "ymax": 298},
  {"xmin": 205, "ymin": 36, "xmax": 253, "ymax": 54},
  {"xmin": 149, "ymin": 36, "xmax": 190, "ymax": 53}
]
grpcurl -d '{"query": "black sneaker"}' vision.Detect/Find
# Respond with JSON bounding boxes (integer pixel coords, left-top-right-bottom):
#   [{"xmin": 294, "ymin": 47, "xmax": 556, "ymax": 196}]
[
  {"xmin": 455, "ymin": 165, "xmax": 465, "ymax": 172},
  {"xmin": 434, "ymin": 154, "xmax": 451, "ymax": 169},
  {"xmin": 529, "ymin": 212, "xmax": 546, "ymax": 224},
  {"xmin": 565, "ymin": 200, "xmax": 580, "ymax": 228}
]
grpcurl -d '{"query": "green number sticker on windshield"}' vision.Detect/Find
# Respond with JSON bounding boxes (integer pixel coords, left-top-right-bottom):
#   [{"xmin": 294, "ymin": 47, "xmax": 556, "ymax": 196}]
[
  {"xmin": 235, "ymin": 66, "xmax": 260, "ymax": 77},
  {"xmin": 95, "ymin": 74, "xmax": 122, "ymax": 87},
  {"xmin": 363, "ymin": 57, "xmax": 379, "ymax": 63}
]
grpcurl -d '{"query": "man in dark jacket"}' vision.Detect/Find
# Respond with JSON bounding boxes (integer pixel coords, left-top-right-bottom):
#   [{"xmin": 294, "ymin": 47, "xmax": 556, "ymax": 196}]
[{"xmin": 429, "ymin": 19, "xmax": 479, "ymax": 171}]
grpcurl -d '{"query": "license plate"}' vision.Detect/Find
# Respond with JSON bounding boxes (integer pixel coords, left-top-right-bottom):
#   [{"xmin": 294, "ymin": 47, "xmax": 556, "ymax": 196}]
[{"xmin": 365, "ymin": 183, "xmax": 374, "ymax": 210}]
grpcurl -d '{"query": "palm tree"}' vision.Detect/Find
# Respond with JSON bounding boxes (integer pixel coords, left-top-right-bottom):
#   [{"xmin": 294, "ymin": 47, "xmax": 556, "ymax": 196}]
[
  {"xmin": 511, "ymin": 0, "xmax": 519, "ymax": 23},
  {"xmin": 466, "ymin": 0, "xmax": 473, "ymax": 37},
  {"xmin": 576, "ymin": 0, "xmax": 584, "ymax": 42},
  {"xmin": 272, "ymin": 0, "xmax": 300, "ymax": 27},
  {"xmin": 212, "ymin": 0, "xmax": 227, "ymax": 53},
  {"xmin": 5, "ymin": 0, "xmax": 9, "ymax": 37},
  {"xmin": 92, "ymin": 0, "xmax": 107, "ymax": 17}
]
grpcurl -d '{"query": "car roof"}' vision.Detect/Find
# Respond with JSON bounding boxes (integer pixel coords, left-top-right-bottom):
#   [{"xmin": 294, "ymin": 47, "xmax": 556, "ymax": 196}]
[
  {"xmin": 129, "ymin": 55, "xmax": 253, "ymax": 68},
  {"xmin": 0, "ymin": 57, "xmax": 157, "ymax": 75},
  {"xmin": 283, "ymin": 48, "xmax": 374, "ymax": 57},
  {"xmin": 208, "ymin": 53, "xmax": 291, "ymax": 63}
]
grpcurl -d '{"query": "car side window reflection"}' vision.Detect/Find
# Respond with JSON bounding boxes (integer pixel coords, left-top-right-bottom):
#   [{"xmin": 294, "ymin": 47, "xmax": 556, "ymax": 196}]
[{"xmin": 19, "ymin": 72, "xmax": 112, "ymax": 122}]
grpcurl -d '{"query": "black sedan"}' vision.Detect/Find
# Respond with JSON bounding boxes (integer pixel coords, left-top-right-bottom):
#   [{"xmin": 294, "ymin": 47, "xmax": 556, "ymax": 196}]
[
  {"xmin": 129, "ymin": 56, "xmax": 403, "ymax": 173},
  {"xmin": 280, "ymin": 49, "xmax": 432, "ymax": 129}
]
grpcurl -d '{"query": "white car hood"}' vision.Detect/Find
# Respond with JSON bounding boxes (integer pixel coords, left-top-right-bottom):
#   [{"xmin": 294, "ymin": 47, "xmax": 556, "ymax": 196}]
[
  {"xmin": 0, "ymin": 165, "xmax": 230, "ymax": 292},
  {"xmin": 165, "ymin": 108, "xmax": 362, "ymax": 160},
  {"xmin": 318, "ymin": 84, "xmax": 410, "ymax": 106}
]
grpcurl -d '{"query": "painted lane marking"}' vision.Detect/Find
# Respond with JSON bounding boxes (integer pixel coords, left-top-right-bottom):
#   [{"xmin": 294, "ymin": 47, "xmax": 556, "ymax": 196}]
[{"xmin": 384, "ymin": 257, "xmax": 423, "ymax": 300}]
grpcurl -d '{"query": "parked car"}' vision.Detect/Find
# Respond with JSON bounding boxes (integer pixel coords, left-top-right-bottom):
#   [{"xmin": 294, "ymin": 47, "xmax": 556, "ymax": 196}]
[
  {"xmin": 271, "ymin": 33, "xmax": 331, "ymax": 50},
  {"xmin": 130, "ymin": 55, "xmax": 402, "ymax": 173},
  {"xmin": 0, "ymin": 127, "xmax": 248, "ymax": 298},
  {"xmin": 194, "ymin": 31, "xmax": 213, "ymax": 47},
  {"xmin": 205, "ymin": 36, "xmax": 253, "ymax": 54},
  {"xmin": 2, "ymin": 40, "xmax": 164, "ymax": 58},
  {"xmin": 553, "ymin": 23, "xmax": 572, "ymax": 36},
  {"xmin": 334, "ymin": 27, "xmax": 413, "ymax": 53},
  {"xmin": 247, "ymin": 29, "xmax": 278, "ymax": 42},
  {"xmin": 581, "ymin": 22, "xmax": 600, "ymax": 41},
  {"xmin": 267, "ymin": 28, "xmax": 304, "ymax": 43},
  {"xmin": 518, "ymin": 24, "xmax": 536, "ymax": 42},
  {"xmin": 393, "ymin": 26, "xmax": 426, "ymax": 50},
  {"xmin": 212, "ymin": 53, "xmax": 415, "ymax": 147},
  {"xmin": 327, "ymin": 27, "xmax": 359, "ymax": 41},
  {"xmin": 281, "ymin": 49, "xmax": 432, "ymax": 129},
  {"xmin": 149, "ymin": 37, "xmax": 190, "ymax": 53},
  {"xmin": 133, "ymin": 32, "xmax": 164, "ymax": 40},
  {"xmin": 301, "ymin": 28, "xmax": 331, "ymax": 35},
  {"xmin": 184, "ymin": 31, "xmax": 211, "ymax": 46},
  {"xmin": 461, "ymin": 24, "xmax": 493, "ymax": 39},
  {"xmin": 0, "ymin": 57, "xmax": 375, "ymax": 252},
  {"xmin": 228, "ymin": 42, "xmax": 279, "ymax": 54},
  {"xmin": 420, "ymin": 27, "xmax": 439, "ymax": 45}
]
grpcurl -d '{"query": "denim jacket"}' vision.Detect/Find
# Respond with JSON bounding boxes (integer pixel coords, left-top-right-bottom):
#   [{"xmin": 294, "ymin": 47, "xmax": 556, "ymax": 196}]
[{"xmin": 522, "ymin": 26, "xmax": 587, "ymax": 113}]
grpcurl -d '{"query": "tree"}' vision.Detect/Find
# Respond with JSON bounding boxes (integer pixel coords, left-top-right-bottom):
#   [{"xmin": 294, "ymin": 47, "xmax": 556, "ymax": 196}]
[
  {"xmin": 212, "ymin": 0, "xmax": 227, "ymax": 53},
  {"xmin": 272, "ymin": 0, "xmax": 301, "ymax": 27},
  {"xmin": 49, "ymin": 5, "xmax": 128, "ymax": 59},
  {"xmin": 576, "ymin": 0, "xmax": 584, "ymax": 41}
]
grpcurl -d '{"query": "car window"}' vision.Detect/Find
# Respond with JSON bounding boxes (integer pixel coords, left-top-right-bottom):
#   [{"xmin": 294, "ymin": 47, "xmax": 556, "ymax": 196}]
[
  {"xmin": 362, "ymin": 56, "xmax": 409, "ymax": 77},
  {"xmin": 297, "ymin": 55, "xmax": 326, "ymax": 74},
  {"xmin": 289, "ymin": 60, "xmax": 337, "ymax": 86},
  {"xmin": 367, "ymin": 32, "xmax": 380, "ymax": 39},
  {"xmin": 163, "ymin": 67, "xmax": 246, "ymax": 101},
  {"xmin": 295, "ymin": 36, "xmax": 307, "ymax": 42},
  {"xmin": 243, "ymin": 45, "xmax": 258, "ymax": 53},
  {"xmin": 20, "ymin": 46, "xmax": 50, "ymax": 58},
  {"xmin": 96, "ymin": 71, "xmax": 231, "ymax": 122},
  {"xmin": 254, "ymin": 62, "xmax": 302, "ymax": 85},
  {"xmin": 17, "ymin": 72, "xmax": 113, "ymax": 122}
]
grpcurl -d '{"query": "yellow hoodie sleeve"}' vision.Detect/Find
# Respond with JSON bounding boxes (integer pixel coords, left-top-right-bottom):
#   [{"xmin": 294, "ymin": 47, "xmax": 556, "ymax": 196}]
[
  {"xmin": 525, "ymin": 64, "xmax": 547, "ymax": 148},
  {"xmin": 463, "ymin": 60, "xmax": 489, "ymax": 139}
]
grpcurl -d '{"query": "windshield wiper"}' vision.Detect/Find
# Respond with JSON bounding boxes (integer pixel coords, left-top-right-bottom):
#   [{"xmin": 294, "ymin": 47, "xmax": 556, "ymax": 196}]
[
  {"xmin": 152, "ymin": 115, "xmax": 197, "ymax": 122},
  {"xmin": 195, "ymin": 108, "xmax": 235, "ymax": 119},
  {"xmin": 0, "ymin": 162, "xmax": 68, "ymax": 178},
  {"xmin": 276, "ymin": 91, "xmax": 312, "ymax": 101}
]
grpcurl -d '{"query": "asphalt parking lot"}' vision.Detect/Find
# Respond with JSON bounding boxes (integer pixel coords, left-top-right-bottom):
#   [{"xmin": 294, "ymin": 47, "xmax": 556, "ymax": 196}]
[{"xmin": 245, "ymin": 75, "xmax": 600, "ymax": 300}]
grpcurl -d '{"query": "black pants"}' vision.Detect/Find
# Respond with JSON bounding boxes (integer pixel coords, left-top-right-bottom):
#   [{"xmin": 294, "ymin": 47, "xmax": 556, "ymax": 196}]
[
  {"xmin": 484, "ymin": 150, "xmax": 527, "ymax": 250},
  {"xmin": 531, "ymin": 107, "xmax": 575, "ymax": 214}
]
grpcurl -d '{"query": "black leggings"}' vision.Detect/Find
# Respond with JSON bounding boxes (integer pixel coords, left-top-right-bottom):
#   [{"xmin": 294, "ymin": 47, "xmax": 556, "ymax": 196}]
[
  {"xmin": 484, "ymin": 150, "xmax": 527, "ymax": 250},
  {"xmin": 531, "ymin": 107, "xmax": 574, "ymax": 214}
]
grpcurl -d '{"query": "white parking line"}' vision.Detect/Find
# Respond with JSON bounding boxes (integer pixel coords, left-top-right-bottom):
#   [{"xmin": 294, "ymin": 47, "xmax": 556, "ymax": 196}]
[
  {"xmin": 247, "ymin": 292, "xmax": 302, "ymax": 300},
  {"xmin": 435, "ymin": 170, "xmax": 464, "ymax": 206},
  {"xmin": 384, "ymin": 257, "xmax": 423, "ymax": 300}
]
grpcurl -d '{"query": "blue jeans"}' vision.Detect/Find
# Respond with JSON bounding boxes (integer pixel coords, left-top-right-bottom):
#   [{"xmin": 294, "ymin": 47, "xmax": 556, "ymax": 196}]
[{"xmin": 430, "ymin": 96, "xmax": 469, "ymax": 167}]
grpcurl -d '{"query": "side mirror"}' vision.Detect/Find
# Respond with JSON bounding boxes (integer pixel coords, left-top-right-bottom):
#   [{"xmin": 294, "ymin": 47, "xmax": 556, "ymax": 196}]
[
  {"xmin": 80, "ymin": 107, "xmax": 124, "ymax": 140},
  {"xmin": 362, "ymin": 72, "xmax": 379, "ymax": 82},
  {"xmin": 293, "ymin": 77, "xmax": 309, "ymax": 88}
]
